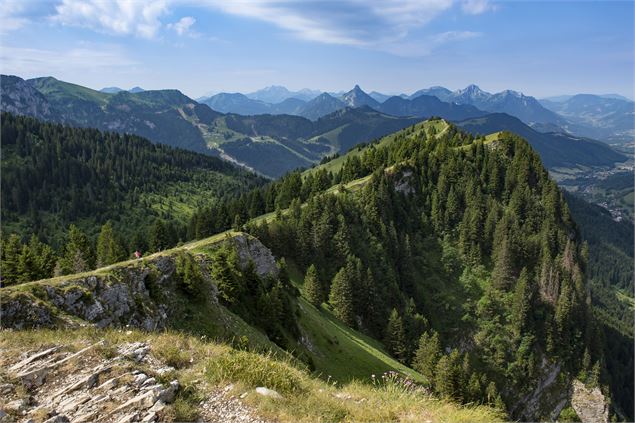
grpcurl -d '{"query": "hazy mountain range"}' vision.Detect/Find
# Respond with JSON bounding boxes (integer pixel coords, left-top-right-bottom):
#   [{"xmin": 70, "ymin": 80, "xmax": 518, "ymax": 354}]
[
  {"xmin": 100, "ymin": 86, "xmax": 145, "ymax": 94},
  {"xmin": 1, "ymin": 74, "xmax": 627, "ymax": 178},
  {"xmin": 202, "ymin": 84, "xmax": 634, "ymax": 143}
]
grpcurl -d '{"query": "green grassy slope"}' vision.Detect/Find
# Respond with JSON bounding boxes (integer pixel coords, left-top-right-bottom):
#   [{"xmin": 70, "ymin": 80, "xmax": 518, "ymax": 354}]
[{"xmin": 285, "ymin": 262, "xmax": 426, "ymax": 383}]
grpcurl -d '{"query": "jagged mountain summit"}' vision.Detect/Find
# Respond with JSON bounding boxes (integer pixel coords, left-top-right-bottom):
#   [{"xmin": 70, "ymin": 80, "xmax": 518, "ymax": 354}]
[
  {"xmin": 408, "ymin": 84, "xmax": 566, "ymax": 126},
  {"xmin": 341, "ymin": 85, "xmax": 381, "ymax": 108}
]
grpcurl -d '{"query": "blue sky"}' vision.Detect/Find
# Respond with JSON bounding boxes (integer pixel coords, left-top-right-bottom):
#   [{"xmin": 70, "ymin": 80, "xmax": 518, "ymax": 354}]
[{"xmin": 1, "ymin": 0, "xmax": 633, "ymax": 99}]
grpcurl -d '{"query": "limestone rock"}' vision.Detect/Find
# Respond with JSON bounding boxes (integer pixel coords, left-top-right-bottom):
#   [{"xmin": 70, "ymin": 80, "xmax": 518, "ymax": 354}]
[
  {"xmin": 231, "ymin": 234, "xmax": 278, "ymax": 278},
  {"xmin": 571, "ymin": 379, "xmax": 608, "ymax": 423},
  {"xmin": 255, "ymin": 387, "xmax": 282, "ymax": 399}
]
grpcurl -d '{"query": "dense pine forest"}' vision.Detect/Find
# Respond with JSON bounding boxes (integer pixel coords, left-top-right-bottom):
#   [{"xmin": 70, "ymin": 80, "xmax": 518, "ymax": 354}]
[
  {"xmin": 0, "ymin": 112, "xmax": 265, "ymax": 251},
  {"xmin": 1, "ymin": 114, "xmax": 632, "ymax": 420},
  {"xmin": 191, "ymin": 120, "xmax": 630, "ymax": 419}
]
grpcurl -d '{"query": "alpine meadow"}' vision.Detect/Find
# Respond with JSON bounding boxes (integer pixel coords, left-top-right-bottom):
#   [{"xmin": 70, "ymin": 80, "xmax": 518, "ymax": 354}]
[{"xmin": 0, "ymin": 1, "xmax": 633, "ymax": 422}]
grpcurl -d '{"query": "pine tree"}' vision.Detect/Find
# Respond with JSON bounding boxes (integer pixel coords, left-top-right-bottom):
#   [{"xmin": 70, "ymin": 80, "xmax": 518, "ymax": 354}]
[
  {"xmin": 304, "ymin": 264, "xmax": 323, "ymax": 307},
  {"xmin": 211, "ymin": 246, "xmax": 242, "ymax": 304},
  {"xmin": 404, "ymin": 298, "xmax": 426, "ymax": 360},
  {"xmin": 362, "ymin": 268, "xmax": 382, "ymax": 335},
  {"xmin": 511, "ymin": 268, "xmax": 532, "ymax": 338},
  {"xmin": 329, "ymin": 267, "xmax": 355, "ymax": 326},
  {"xmin": 492, "ymin": 235, "xmax": 514, "ymax": 290},
  {"xmin": 434, "ymin": 350, "xmax": 462, "ymax": 400},
  {"xmin": 58, "ymin": 224, "xmax": 94, "ymax": 274},
  {"xmin": 232, "ymin": 214, "xmax": 243, "ymax": 231},
  {"xmin": 413, "ymin": 330, "xmax": 441, "ymax": 382},
  {"xmin": 277, "ymin": 258, "xmax": 291, "ymax": 289},
  {"xmin": 29, "ymin": 235, "xmax": 56, "ymax": 280},
  {"xmin": 149, "ymin": 219, "xmax": 169, "ymax": 252},
  {"xmin": 385, "ymin": 308, "xmax": 407, "ymax": 362},
  {"xmin": 1, "ymin": 234, "xmax": 23, "ymax": 285},
  {"xmin": 17, "ymin": 244, "xmax": 37, "ymax": 283},
  {"xmin": 96, "ymin": 221, "xmax": 125, "ymax": 267}
]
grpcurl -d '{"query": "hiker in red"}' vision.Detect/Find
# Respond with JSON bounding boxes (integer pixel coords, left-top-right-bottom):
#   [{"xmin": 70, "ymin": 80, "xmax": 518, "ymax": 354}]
[{"xmin": 134, "ymin": 250, "xmax": 142, "ymax": 259}]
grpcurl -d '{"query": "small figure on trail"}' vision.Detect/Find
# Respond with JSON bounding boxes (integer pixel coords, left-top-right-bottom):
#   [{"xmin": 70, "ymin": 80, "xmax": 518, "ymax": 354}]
[{"xmin": 134, "ymin": 250, "xmax": 142, "ymax": 259}]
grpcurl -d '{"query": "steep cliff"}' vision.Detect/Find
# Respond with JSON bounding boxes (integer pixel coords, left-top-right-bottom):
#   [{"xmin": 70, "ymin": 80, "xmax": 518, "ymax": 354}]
[{"xmin": 0, "ymin": 233, "xmax": 278, "ymax": 345}]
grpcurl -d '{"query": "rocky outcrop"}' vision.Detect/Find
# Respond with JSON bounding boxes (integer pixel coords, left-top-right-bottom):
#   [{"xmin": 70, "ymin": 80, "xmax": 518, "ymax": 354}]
[
  {"xmin": 1, "ymin": 258, "xmax": 173, "ymax": 331},
  {"xmin": 230, "ymin": 234, "xmax": 278, "ymax": 277},
  {"xmin": 393, "ymin": 169, "xmax": 415, "ymax": 194},
  {"xmin": 1, "ymin": 233, "xmax": 277, "ymax": 331},
  {"xmin": 571, "ymin": 379, "xmax": 608, "ymax": 423},
  {"xmin": 0, "ymin": 75, "xmax": 52, "ymax": 120},
  {"xmin": 0, "ymin": 336, "xmax": 277, "ymax": 423},
  {"xmin": 511, "ymin": 357, "xmax": 569, "ymax": 421},
  {"xmin": 0, "ymin": 341, "xmax": 179, "ymax": 423}
]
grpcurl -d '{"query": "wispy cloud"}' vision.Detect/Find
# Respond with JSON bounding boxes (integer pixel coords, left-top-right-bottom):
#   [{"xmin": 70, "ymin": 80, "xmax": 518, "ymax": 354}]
[
  {"xmin": 461, "ymin": 0, "xmax": 496, "ymax": 15},
  {"xmin": 0, "ymin": 2, "xmax": 29, "ymax": 32},
  {"xmin": 0, "ymin": 44, "xmax": 140, "ymax": 76},
  {"xmin": 0, "ymin": 0, "xmax": 56, "ymax": 33},
  {"xmin": 1, "ymin": 0, "xmax": 494, "ymax": 56},
  {"xmin": 201, "ymin": 0, "xmax": 456, "ymax": 47},
  {"xmin": 383, "ymin": 30, "xmax": 482, "ymax": 57}
]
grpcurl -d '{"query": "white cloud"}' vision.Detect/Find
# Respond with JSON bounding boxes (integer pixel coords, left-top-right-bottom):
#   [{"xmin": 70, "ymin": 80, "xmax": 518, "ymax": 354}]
[
  {"xmin": 51, "ymin": 0, "xmax": 169, "ymax": 38},
  {"xmin": 461, "ymin": 0, "xmax": 495, "ymax": 15},
  {"xmin": 167, "ymin": 16, "xmax": 197, "ymax": 36}
]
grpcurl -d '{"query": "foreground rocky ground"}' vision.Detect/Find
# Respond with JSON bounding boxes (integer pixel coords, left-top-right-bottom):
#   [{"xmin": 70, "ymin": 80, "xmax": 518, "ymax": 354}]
[
  {"xmin": 0, "ymin": 336, "xmax": 272, "ymax": 423},
  {"xmin": 0, "ymin": 329, "xmax": 504, "ymax": 423}
]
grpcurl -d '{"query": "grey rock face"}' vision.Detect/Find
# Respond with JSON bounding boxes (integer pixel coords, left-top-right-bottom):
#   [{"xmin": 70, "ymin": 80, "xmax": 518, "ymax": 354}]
[
  {"xmin": 1, "ymin": 234, "xmax": 277, "ymax": 332},
  {"xmin": 571, "ymin": 379, "xmax": 608, "ymax": 423},
  {"xmin": 230, "ymin": 234, "xmax": 278, "ymax": 278}
]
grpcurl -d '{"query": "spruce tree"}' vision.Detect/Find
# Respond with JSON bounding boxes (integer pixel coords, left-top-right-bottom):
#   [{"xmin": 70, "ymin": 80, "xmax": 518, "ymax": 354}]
[
  {"xmin": 304, "ymin": 264, "xmax": 323, "ymax": 307},
  {"xmin": 211, "ymin": 246, "xmax": 242, "ymax": 304},
  {"xmin": 511, "ymin": 268, "xmax": 532, "ymax": 338},
  {"xmin": 29, "ymin": 235, "xmax": 56, "ymax": 280},
  {"xmin": 434, "ymin": 349, "xmax": 462, "ymax": 400},
  {"xmin": 96, "ymin": 221, "xmax": 124, "ymax": 267},
  {"xmin": 17, "ymin": 244, "xmax": 37, "ymax": 283},
  {"xmin": 385, "ymin": 308, "xmax": 407, "ymax": 362},
  {"xmin": 413, "ymin": 330, "xmax": 441, "ymax": 382},
  {"xmin": 58, "ymin": 224, "xmax": 94, "ymax": 274},
  {"xmin": 149, "ymin": 219, "xmax": 169, "ymax": 252},
  {"xmin": 492, "ymin": 235, "xmax": 514, "ymax": 290},
  {"xmin": 1, "ymin": 234, "xmax": 23, "ymax": 285},
  {"xmin": 329, "ymin": 267, "xmax": 355, "ymax": 326}
]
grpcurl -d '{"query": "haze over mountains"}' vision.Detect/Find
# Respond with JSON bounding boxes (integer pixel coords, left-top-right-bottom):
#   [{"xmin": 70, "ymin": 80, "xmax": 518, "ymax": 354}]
[
  {"xmin": 100, "ymin": 86, "xmax": 145, "ymax": 94},
  {"xmin": 203, "ymin": 83, "xmax": 634, "ymax": 143},
  {"xmin": 1, "ymin": 74, "xmax": 627, "ymax": 178}
]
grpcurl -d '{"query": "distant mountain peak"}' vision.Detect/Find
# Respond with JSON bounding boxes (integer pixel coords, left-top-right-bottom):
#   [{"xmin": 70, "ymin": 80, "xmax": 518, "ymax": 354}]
[
  {"xmin": 500, "ymin": 89, "xmax": 523, "ymax": 97},
  {"xmin": 129, "ymin": 86, "xmax": 144, "ymax": 93},
  {"xmin": 459, "ymin": 84, "xmax": 487, "ymax": 96},
  {"xmin": 341, "ymin": 85, "xmax": 378, "ymax": 108}
]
